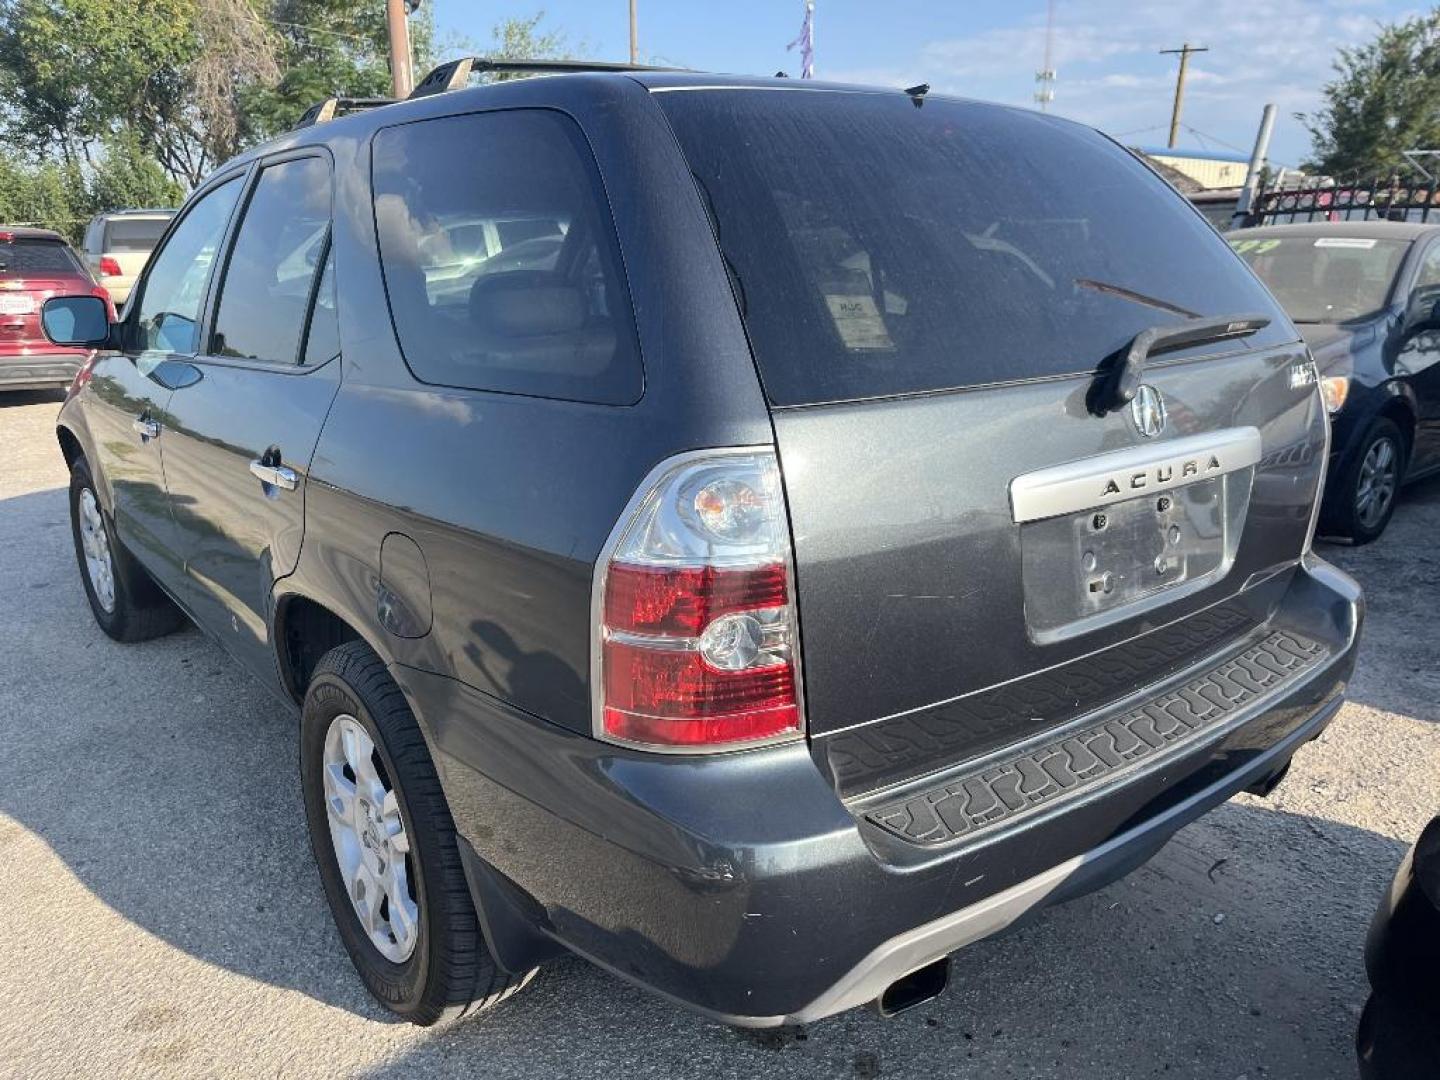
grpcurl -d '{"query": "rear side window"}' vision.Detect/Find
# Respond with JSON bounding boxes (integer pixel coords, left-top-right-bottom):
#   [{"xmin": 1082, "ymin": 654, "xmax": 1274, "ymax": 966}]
[
  {"xmin": 372, "ymin": 109, "xmax": 642, "ymax": 404},
  {"xmin": 0, "ymin": 239, "xmax": 82, "ymax": 276},
  {"xmin": 210, "ymin": 156, "xmax": 332, "ymax": 366},
  {"xmin": 657, "ymin": 91, "xmax": 1289, "ymax": 406},
  {"xmin": 103, "ymin": 217, "xmax": 172, "ymax": 253}
]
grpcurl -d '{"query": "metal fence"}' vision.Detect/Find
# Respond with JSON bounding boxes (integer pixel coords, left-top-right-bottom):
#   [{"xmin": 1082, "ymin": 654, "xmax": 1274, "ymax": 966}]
[{"xmin": 1242, "ymin": 174, "xmax": 1440, "ymax": 227}]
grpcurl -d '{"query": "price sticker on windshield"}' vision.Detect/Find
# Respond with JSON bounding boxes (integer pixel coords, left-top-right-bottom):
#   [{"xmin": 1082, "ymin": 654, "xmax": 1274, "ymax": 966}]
[{"xmin": 1313, "ymin": 237, "xmax": 1377, "ymax": 249}]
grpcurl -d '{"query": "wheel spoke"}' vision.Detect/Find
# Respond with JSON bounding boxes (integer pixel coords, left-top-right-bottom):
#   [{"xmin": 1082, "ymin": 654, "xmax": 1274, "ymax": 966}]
[
  {"xmin": 381, "ymin": 790, "xmax": 410, "ymax": 854},
  {"xmin": 352, "ymin": 863, "xmax": 381, "ymax": 935},
  {"xmin": 323, "ymin": 762, "xmax": 357, "ymax": 827},
  {"xmin": 384, "ymin": 865, "xmax": 419, "ymax": 953}
]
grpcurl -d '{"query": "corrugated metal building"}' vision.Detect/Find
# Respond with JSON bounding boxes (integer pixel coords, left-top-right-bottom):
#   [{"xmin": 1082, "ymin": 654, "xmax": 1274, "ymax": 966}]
[{"xmin": 1133, "ymin": 145, "xmax": 1249, "ymax": 190}]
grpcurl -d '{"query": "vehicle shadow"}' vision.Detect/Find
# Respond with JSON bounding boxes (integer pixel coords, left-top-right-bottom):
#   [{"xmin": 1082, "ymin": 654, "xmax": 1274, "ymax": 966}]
[
  {"xmin": 0, "ymin": 387, "xmax": 65, "ymax": 408},
  {"xmin": 0, "ymin": 481, "xmax": 1418, "ymax": 1078}
]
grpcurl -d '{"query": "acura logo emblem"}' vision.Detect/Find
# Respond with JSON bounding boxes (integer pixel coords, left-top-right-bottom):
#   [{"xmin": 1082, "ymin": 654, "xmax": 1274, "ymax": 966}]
[{"xmin": 1130, "ymin": 384, "xmax": 1167, "ymax": 439}]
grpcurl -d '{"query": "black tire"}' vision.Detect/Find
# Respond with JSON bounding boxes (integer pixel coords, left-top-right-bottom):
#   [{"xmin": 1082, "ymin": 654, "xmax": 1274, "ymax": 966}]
[
  {"xmin": 1322, "ymin": 417, "xmax": 1406, "ymax": 545},
  {"xmin": 68, "ymin": 455, "xmax": 185, "ymax": 642},
  {"xmin": 300, "ymin": 641, "xmax": 533, "ymax": 1025}
]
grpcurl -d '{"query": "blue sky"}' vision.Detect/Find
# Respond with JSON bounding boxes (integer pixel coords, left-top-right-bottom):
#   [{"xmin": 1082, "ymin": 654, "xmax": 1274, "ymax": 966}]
[{"xmin": 432, "ymin": 0, "xmax": 1416, "ymax": 168}]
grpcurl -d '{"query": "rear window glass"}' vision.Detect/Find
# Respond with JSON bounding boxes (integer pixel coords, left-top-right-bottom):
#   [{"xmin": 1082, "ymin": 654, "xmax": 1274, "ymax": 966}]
[
  {"xmin": 0, "ymin": 238, "xmax": 83, "ymax": 276},
  {"xmin": 657, "ymin": 91, "xmax": 1288, "ymax": 406},
  {"xmin": 1228, "ymin": 234, "xmax": 1408, "ymax": 323},
  {"xmin": 103, "ymin": 217, "xmax": 172, "ymax": 253},
  {"xmin": 372, "ymin": 109, "xmax": 642, "ymax": 405}
]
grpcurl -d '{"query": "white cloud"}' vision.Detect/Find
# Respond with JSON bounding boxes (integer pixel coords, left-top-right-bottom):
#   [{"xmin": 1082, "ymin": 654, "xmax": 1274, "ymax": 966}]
[{"xmin": 826, "ymin": 0, "xmax": 1399, "ymax": 165}]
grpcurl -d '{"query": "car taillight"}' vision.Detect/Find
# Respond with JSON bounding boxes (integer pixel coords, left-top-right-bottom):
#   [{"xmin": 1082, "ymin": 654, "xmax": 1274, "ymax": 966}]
[
  {"xmin": 593, "ymin": 449, "xmax": 804, "ymax": 751},
  {"xmin": 98, "ymin": 257, "xmax": 122, "ymax": 277}
]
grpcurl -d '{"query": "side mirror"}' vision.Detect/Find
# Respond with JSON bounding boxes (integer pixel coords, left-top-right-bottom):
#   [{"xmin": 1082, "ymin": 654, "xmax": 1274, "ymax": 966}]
[{"xmin": 41, "ymin": 295, "xmax": 112, "ymax": 349}]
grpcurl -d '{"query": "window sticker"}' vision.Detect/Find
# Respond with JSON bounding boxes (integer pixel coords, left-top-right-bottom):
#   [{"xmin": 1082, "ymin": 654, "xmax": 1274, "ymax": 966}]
[
  {"xmin": 1227, "ymin": 238, "xmax": 1281, "ymax": 254},
  {"xmin": 1313, "ymin": 237, "xmax": 1377, "ymax": 249},
  {"xmin": 824, "ymin": 294, "xmax": 894, "ymax": 350}
]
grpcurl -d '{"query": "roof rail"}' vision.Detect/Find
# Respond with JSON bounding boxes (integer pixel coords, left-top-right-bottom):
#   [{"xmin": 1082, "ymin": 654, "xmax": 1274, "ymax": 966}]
[
  {"xmin": 408, "ymin": 57, "xmax": 686, "ymax": 100},
  {"xmin": 296, "ymin": 96, "xmax": 395, "ymax": 128}
]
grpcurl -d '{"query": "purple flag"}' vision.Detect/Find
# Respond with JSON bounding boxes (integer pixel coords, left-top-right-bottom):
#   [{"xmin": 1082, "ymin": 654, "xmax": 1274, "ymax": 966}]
[{"xmin": 787, "ymin": 1, "xmax": 814, "ymax": 79}]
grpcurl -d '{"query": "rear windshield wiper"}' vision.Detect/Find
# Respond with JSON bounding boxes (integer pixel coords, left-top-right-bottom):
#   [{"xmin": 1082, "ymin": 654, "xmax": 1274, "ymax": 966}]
[
  {"xmin": 1092, "ymin": 313, "xmax": 1271, "ymax": 416},
  {"xmin": 1075, "ymin": 278, "xmax": 1200, "ymax": 319}
]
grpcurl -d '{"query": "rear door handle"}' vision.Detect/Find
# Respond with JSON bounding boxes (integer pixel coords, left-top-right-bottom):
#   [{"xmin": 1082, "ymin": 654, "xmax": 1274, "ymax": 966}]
[
  {"xmin": 248, "ymin": 460, "xmax": 298, "ymax": 491},
  {"xmin": 132, "ymin": 416, "xmax": 159, "ymax": 440}
]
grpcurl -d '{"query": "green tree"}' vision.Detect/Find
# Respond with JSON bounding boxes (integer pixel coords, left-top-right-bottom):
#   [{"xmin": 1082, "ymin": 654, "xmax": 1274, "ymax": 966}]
[
  {"xmin": 0, "ymin": 0, "xmax": 278, "ymax": 186},
  {"xmin": 87, "ymin": 133, "xmax": 187, "ymax": 213},
  {"xmin": 1304, "ymin": 10, "xmax": 1440, "ymax": 175}
]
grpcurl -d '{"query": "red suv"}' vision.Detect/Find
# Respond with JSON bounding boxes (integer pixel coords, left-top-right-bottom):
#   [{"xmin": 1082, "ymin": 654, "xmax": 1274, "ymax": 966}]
[{"xmin": 1, "ymin": 227, "xmax": 114, "ymax": 391}]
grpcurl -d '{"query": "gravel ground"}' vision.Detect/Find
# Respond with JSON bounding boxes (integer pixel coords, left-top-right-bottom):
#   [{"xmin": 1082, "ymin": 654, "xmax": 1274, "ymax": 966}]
[{"xmin": 2, "ymin": 388, "xmax": 1437, "ymax": 1080}]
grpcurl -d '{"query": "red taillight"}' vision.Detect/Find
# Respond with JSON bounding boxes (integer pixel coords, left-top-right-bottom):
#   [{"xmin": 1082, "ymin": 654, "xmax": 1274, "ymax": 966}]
[
  {"xmin": 594, "ymin": 450, "xmax": 803, "ymax": 752},
  {"xmin": 98, "ymin": 257, "xmax": 122, "ymax": 277},
  {"xmin": 604, "ymin": 562, "xmax": 788, "ymax": 637}
]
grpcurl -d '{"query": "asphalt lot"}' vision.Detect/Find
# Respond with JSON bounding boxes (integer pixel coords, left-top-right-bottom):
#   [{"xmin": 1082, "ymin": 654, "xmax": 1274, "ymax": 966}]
[{"xmin": 2, "ymin": 388, "xmax": 1438, "ymax": 1080}]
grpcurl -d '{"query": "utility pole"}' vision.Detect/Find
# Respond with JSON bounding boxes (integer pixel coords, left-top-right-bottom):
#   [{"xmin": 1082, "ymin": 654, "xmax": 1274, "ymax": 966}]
[
  {"xmin": 1160, "ymin": 42, "xmax": 1208, "ymax": 149},
  {"xmin": 1233, "ymin": 103, "xmax": 1277, "ymax": 228},
  {"xmin": 386, "ymin": 0, "xmax": 413, "ymax": 99},
  {"xmin": 629, "ymin": 0, "xmax": 639, "ymax": 65}
]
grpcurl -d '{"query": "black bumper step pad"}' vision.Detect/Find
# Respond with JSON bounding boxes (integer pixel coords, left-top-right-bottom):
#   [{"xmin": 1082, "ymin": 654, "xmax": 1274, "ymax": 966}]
[{"xmin": 866, "ymin": 629, "xmax": 1327, "ymax": 847}]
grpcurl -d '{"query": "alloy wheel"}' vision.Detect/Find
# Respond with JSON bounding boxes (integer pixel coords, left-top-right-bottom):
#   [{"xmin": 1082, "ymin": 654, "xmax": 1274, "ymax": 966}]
[
  {"xmin": 77, "ymin": 487, "xmax": 116, "ymax": 613},
  {"xmin": 1355, "ymin": 436, "xmax": 1399, "ymax": 531},
  {"xmin": 321, "ymin": 714, "xmax": 420, "ymax": 963}
]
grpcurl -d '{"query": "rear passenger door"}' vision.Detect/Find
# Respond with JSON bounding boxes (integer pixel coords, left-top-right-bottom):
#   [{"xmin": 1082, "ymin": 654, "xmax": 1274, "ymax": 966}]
[{"xmin": 162, "ymin": 152, "xmax": 341, "ymax": 685}]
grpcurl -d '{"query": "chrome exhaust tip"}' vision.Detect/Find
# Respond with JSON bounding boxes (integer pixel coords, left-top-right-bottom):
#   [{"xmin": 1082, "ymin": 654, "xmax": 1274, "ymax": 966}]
[{"xmin": 875, "ymin": 957, "xmax": 950, "ymax": 1018}]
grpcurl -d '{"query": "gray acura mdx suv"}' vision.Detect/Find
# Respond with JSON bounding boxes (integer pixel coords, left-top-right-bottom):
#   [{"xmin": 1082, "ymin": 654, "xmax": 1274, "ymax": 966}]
[{"xmin": 41, "ymin": 63, "xmax": 1362, "ymax": 1027}]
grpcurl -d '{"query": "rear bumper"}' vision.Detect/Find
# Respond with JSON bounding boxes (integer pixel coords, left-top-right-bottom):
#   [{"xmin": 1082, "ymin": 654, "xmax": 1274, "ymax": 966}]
[
  {"xmin": 0, "ymin": 352, "xmax": 85, "ymax": 391},
  {"xmin": 405, "ymin": 554, "xmax": 1361, "ymax": 1026}
]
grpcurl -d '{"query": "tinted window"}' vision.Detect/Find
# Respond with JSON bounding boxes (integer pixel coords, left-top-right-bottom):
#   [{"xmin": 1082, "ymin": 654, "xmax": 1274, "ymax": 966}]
[
  {"xmin": 0, "ymin": 238, "xmax": 83, "ymax": 276},
  {"xmin": 373, "ymin": 109, "xmax": 642, "ymax": 404},
  {"xmin": 103, "ymin": 217, "xmax": 172, "ymax": 253},
  {"xmin": 302, "ymin": 245, "xmax": 339, "ymax": 366},
  {"xmin": 211, "ymin": 157, "xmax": 331, "ymax": 365},
  {"xmin": 134, "ymin": 178, "xmax": 241, "ymax": 354},
  {"xmin": 658, "ymin": 91, "xmax": 1288, "ymax": 406},
  {"xmin": 1229, "ymin": 234, "xmax": 1409, "ymax": 323}
]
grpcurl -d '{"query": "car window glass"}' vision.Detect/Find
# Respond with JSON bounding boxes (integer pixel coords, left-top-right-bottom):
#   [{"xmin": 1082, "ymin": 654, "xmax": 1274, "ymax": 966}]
[
  {"xmin": 0, "ymin": 238, "xmax": 83, "ymax": 276},
  {"xmin": 1231, "ymin": 236, "xmax": 1409, "ymax": 323},
  {"xmin": 211, "ymin": 157, "xmax": 332, "ymax": 365},
  {"xmin": 302, "ymin": 245, "xmax": 339, "ymax": 366},
  {"xmin": 657, "ymin": 91, "xmax": 1289, "ymax": 406},
  {"xmin": 1413, "ymin": 243, "xmax": 1440, "ymax": 291},
  {"xmin": 104, "ymin": 217, "xmax": 172, "ymax": 253},
  {"xmin": 372, "ymin": 109, "xmax": 642, "ymax": 404},
  {"xmin": 134, "ymin": 178, "xmax": 241, "ymax": 354}
]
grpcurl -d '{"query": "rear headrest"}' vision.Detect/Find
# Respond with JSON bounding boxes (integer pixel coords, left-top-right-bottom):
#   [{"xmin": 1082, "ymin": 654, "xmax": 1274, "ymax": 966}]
[{"xmin": 469, "ymin": 271, "xmax": 586, "ymax": 338}]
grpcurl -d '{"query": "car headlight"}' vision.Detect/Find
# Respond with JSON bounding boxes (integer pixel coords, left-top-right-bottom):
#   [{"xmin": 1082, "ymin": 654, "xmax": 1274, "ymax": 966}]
[{"xmin": 1319, "ymin": 375, "xmax": 1350, "ymax": 413}]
